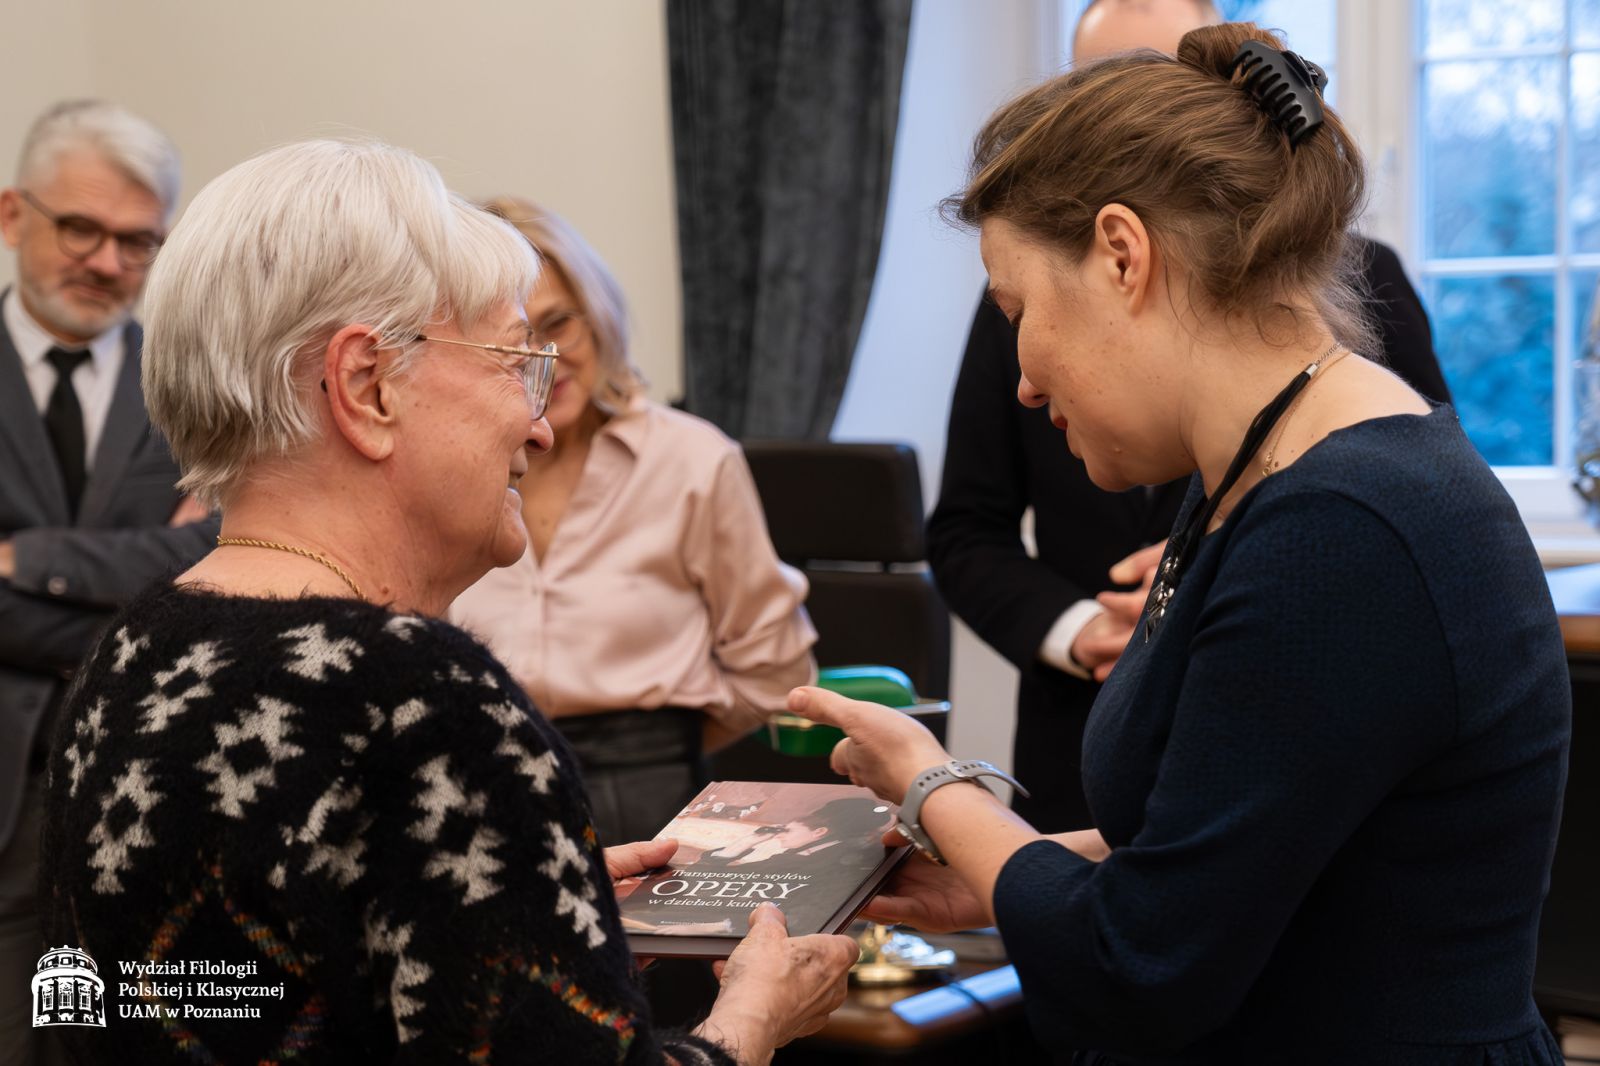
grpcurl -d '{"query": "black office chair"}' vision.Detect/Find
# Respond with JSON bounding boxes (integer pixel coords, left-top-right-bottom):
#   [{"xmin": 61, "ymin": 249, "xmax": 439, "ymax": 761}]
[
  {"xmin": 710, "ymin": 441, "xmax": 951, "ymax": 783},
  {"xmin": 742, "ymin": 440, "xmax": 950, "ymax": 699}
]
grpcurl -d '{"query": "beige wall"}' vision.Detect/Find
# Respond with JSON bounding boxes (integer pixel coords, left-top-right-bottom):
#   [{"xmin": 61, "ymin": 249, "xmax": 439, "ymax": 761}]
[
  {"xmin": 0, "ymin": 0, "xmax": 93, "ymax": 194},
  {"xmin": 0, "ymin": 0, "xmax": 685, "ymax": 399}
]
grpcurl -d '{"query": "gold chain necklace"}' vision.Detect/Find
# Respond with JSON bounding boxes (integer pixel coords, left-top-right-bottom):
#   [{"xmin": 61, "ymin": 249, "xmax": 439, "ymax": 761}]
[
  {"xmin": 1261, "ymin": 343, "xmax": 1348, "ymax": 476},
  {"xmin": 215, "ymin": 537, "xmax": 366, "ymax": 600}
]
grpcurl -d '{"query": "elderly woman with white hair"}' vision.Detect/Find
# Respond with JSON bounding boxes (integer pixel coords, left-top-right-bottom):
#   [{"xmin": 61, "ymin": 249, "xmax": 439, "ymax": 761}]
[
  {"xmin": 40, "ymin": 140, "xmax": 856, "ymax": 1066},
  {"xmin": 449, "ymin": 198, "xmax": 816, "ymax": 846}
]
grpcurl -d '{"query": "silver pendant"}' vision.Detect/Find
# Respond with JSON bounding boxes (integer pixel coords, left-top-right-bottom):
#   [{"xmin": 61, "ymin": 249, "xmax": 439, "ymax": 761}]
[{"xmin": 1143, "ymin": 562, "xmax": 1177, "ymax": 642}]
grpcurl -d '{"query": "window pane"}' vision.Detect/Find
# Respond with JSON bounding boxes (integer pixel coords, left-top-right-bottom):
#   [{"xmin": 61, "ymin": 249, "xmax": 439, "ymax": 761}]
[
  {"xmin": 1423, "ymin": 0, "xmax": 1562, "ymax": 52},
  {"xmin": 1577, "ymin": 271, "xmax": 1600, "ymax": 489},
  {"xmin": 1575, "ymin": 55, "xmax": 1600, "ymax": 253},
  {"xmin": 1578, "ymin": 271, "xmax": 1600, "ymax": 366},
  {"xmin": 1426, "ymin": 274, "xmax": 1555, "ymax": 465},
  {"xmin": 1425, "ymin": 60, "xmax": 1560, "ymax": 257},
  {"xmin": 1579, "ymin": 0, "xmax": 1600, "ymax": 47}
]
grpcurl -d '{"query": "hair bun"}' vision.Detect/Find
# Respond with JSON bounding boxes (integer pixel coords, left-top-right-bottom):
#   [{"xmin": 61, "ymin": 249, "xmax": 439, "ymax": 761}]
[{"xmin": 1176, "ymin": 21, "xmax": 1289, "ymax": 81}]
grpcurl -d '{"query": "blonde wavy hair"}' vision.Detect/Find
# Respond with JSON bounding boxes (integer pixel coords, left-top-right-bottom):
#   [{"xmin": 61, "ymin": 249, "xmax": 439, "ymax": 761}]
[{"xmin": 480, "ymin": 196, "xmax": 648, "ymax": 413}]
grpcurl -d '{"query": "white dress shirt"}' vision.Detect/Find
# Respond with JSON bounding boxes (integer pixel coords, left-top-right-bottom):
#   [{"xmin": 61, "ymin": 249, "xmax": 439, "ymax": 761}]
[
  {"xmin": 4, "ymin": 289, "xmax": 125, "ymax": 472},
  {"xmin": 1039, "ymin": 599, "xmax": 1104, "ymax": 680}
]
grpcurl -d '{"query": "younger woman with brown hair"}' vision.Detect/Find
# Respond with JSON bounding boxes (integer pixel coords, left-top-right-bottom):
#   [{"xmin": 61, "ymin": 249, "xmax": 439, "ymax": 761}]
[{"xmin": 788, "ymin": 21, "xmax": 1570, "ymax": 1065}]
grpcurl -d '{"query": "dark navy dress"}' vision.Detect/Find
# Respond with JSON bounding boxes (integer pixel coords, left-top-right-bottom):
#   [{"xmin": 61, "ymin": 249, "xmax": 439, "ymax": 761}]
[{"xmin": 993, "ymin": 406, "xmax": 1570, "ymax": 1065}]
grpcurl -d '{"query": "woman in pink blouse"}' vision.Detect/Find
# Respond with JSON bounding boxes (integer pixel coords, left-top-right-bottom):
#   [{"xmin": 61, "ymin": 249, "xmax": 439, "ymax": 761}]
[{"xmin": 450, "ymin": 197, "xmax": 817, "ymax": 845}]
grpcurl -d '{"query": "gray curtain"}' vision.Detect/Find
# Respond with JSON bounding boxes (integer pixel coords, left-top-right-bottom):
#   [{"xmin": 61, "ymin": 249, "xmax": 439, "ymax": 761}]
[{"xmin": 667, "ymin": 0, "xmax": 913, "ymax": 439}]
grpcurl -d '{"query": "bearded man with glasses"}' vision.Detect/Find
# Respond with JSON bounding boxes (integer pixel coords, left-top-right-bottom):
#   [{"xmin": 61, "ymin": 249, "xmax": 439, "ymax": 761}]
[{"xmin": 0, "ymin": 100, "xmax": 215, "ymax": 1066}]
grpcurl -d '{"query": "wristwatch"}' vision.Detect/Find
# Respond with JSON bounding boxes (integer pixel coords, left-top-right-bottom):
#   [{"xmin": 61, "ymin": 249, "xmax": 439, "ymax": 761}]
[{"xmin": 896, "ymin": 760, "xmax": 1029, "ymax": 865}]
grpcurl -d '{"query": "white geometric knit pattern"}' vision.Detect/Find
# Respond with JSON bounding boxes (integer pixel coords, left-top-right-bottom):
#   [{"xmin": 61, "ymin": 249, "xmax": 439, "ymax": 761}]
[
  {"xmin": 111, "ymin": 627, "xmax": 149, "ymax": 673},
  {"xmin": 299, "ymin": 780, "xmax": 369, "ymax": 888},
  {"xmin": 63, "ymin": 698, "xmax": 107, "ymax": 799},
  {"xmin": 281, "ymin": 623, "xmax": 363, "ymax": 681},
  {"xmin": 137, "ymin": 640, "xmax": 229, "ymax": 733},
  {"xmin": 422, "ymin": 826, "xmax": 507, "ymax": 905},
  {"xmin": 481, "ymin": 701, "xmax": 558, "ymax": 794},
  {"xmin": 539, "ymin": 823, "xmax": 607, "ymax": 948},
  {"xmin": 86, "ymin": 759, "xmax": 165, "ymax": 894},
  {"xmin": 364, "ymin": 909, "xmax": 434, "ymax": 1045},
  {"xmin": 408, "ymin": 756, "xmax": 486, "ymax": 843},
  {"xmin": 382, "ymin": 614, "xmax": 427, "ymax": 642},
  {"xmin": 496, "ymin": 736, "xmax": 559, "ymax": 794},
  {"xmin": 196, "ymin": 696, "xmax": 306, "ymax": 817},
  {"xmin": 391, "ymin": 698, "xmax": 431, "ymax": 734}
]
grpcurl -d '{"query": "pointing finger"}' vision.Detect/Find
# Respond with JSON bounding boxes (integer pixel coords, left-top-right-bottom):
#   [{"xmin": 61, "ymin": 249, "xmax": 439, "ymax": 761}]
[{"xmin": 786, "ymin": 686, "xmax": 871, "ymax": 730}]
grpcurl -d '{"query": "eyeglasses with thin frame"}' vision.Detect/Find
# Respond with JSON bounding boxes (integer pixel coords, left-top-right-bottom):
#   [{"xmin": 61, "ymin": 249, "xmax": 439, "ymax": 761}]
[
  {"xmin": 16, "ymin": 189, "xmax": 164, "ymax": 268},
  {"xmin": 416, "ymin": 334, "xmax": 561, "ymax": 419}
]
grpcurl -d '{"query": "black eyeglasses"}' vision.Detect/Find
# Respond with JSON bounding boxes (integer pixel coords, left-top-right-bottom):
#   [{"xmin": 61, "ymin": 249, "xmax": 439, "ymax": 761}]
[
  {"xmin": 416, "ymin": 334, "xmax": 561, "ymax": 419},
  {"xmin": 17, "ymin": 189, "xmax": 164, "ymax": 268}
]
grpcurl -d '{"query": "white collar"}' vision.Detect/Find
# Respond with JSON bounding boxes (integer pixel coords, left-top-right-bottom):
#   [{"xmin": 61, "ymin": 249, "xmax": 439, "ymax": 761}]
[{"xmin": 3, "ymin": 288, "xmax": 125, "ymax": 376}]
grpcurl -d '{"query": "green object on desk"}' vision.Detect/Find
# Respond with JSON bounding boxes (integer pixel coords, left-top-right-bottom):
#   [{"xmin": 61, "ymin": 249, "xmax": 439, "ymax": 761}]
[
  {"xmin": 817, "ymin": 665, "xmax": 918, "ymax": 707},
  {"xmin": 761, "ymin": 665, "xmax": 918, "ymax": 756}
]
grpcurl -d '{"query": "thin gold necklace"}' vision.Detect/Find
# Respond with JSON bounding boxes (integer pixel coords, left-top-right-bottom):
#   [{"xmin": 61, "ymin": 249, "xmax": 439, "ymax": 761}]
[
  {"xmin": 215, "ymin": 537, "xmax": 366, "ymax": 600},
  {"xmin": 1262, "ymin": 343, "xmax": 1348, "ymax": 476}
]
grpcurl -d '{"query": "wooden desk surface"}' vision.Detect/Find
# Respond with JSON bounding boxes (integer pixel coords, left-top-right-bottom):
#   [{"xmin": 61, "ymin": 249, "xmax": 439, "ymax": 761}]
[{"xmin": 1548, "ymin": 563, "xmax": 1600, "ymax": 656}]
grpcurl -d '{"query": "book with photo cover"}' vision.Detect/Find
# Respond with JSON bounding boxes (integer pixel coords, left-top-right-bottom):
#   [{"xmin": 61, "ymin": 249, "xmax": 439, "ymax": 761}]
[{"xmin": 615, "ymin": 781, "xmax": 911, "ymax": 959}]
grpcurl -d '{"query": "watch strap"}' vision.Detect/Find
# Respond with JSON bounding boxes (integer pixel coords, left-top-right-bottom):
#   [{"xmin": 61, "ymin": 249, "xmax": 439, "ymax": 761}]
[{"xmin": 895, "ymin": 760, "xmax": 1029, "ymax": 865}]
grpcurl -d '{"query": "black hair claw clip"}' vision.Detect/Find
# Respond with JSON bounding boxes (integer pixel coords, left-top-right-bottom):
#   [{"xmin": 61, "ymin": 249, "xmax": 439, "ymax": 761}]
[{"xmin": 1230, "ymin": 41, "xmax": 1329, "ymax": 148}]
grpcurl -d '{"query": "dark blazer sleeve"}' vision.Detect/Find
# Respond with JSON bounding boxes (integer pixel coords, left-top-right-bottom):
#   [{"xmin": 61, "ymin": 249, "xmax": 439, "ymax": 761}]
[
  {"xmin": 9, "ymin": 516, "xmax": 219, "ymax": 609},
  {"xmin": 926, "ymin": 297, "xmax": 1095, "ymax": 672},
  {"xmin": 1358, "ymin": 237, "xmax": 1452, "ymax": 405},
  {"xmin": 0, "ymin": 587, "xmax": 112, "ymax": 675}
]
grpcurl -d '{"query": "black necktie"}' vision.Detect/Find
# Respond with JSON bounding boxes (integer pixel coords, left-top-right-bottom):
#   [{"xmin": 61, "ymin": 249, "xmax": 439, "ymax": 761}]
[{"xmin": 43, "ymin": 347, "xmax": 92, "ymax": 516}]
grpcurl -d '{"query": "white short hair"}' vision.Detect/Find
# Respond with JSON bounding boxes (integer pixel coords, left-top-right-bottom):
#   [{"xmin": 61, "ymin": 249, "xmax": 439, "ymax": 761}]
[
  {"xmin": 141, "ymin": 139, "xmax": 539, "ymax": 505},
  {"xmin": 17, "ymin": 100, "xmax": 181, "ymax": 220}
]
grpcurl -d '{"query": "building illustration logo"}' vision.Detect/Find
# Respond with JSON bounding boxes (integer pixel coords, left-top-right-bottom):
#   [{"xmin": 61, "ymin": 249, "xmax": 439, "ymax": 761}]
[{"xmin": 32, "ymin": 946, "xmax": 106, "ymax": 1028}]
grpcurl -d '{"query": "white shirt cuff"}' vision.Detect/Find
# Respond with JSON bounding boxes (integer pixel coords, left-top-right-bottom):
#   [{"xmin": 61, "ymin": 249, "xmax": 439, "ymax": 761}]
[{"xmin": 1038, "ymin": 600, "xmax": 1106, "ymax": 680}]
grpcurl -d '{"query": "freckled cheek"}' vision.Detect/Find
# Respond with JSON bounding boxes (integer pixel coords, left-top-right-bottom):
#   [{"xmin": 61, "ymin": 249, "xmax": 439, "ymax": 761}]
[
  {"xmin": 1016, "ymin": 337, "xmax": 1055, "ymax": 395},
  {"xmin": 1019, "ymin": 351, "xmax": 1078, "ymax": 407}
]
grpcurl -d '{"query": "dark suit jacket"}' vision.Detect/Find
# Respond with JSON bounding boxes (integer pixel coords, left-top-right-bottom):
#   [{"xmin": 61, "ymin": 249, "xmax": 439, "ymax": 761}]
[
  {"xmin": 0, "ymin": 298, "xmax": 217, "ymax": 849},
  {"xmin": 926, "ymin": 237, "xmax": 1451, "ymax": 833}
]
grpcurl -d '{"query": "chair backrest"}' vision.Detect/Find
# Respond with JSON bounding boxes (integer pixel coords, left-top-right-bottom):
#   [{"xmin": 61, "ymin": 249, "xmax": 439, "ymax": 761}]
[{"xmin": 741, "ymin": 440, "xmax": 951, "ymax": 699}]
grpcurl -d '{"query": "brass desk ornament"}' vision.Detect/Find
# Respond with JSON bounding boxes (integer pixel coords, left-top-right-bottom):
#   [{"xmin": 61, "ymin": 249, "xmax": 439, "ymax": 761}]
[{"xmin": 849, "ymin": 922, "xmax": 957, "ymax": 987}]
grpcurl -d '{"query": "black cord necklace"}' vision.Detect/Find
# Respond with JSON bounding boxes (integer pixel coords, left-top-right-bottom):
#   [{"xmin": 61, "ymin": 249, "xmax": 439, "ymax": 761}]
[{"xmin": 1143, "ymin": 348, "xmax": 1339, "ymax": 641}]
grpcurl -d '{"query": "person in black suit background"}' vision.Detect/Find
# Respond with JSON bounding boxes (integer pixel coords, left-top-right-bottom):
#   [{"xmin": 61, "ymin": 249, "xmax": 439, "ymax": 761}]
[
  {"xmin": 0, "ymin": 100, "xmax": 215, "ymax": 1065},
  {"xmin": 926, "ymin": 0, "xmax": 1452, "ymax": 834}
]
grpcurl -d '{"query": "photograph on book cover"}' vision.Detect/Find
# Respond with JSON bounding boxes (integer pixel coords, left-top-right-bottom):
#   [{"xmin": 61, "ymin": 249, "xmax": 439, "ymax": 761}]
[{"xmin": 616, "ymin": 781, "xmax": 907, "ymax": 955}]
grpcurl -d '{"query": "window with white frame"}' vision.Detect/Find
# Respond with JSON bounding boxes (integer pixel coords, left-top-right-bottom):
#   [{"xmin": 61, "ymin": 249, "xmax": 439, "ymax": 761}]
[{"xmin": 1417, "ymin": 0, "xmax": 1599, "ymax": 470}]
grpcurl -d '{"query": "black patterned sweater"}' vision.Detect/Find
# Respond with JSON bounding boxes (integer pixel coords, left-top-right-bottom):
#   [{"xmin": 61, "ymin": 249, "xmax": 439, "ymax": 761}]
[{"xmin": 41, "ymin": 583, "xmax": 737, "ymax": 1066}]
